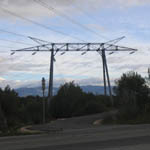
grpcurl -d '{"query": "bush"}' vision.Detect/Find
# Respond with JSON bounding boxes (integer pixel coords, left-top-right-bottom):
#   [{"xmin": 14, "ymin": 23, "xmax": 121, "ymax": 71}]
[
  {"xmin": 114, "ymin": 72, "xmax": 149, "ymax": 110},
  {"xmin": 49, "ymin": 82, "xmax": 108, "ymax": 118}
]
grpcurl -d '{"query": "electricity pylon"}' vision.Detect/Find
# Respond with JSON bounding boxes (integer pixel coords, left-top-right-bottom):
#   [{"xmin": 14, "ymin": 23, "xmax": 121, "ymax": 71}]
[{"xmin": 11, "ymin": 41, "xmax": 137, "ymax": 107}]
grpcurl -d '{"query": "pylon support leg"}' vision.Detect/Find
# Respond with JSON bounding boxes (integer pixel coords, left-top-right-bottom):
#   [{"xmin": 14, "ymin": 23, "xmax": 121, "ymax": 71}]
[
  {"xmin": 102, "ymin": 51, "xmax": 107, "ymax": 96},
  {"xmin": 102, "ymin": 49, "xmax": 113, "ymax": 106},
  {"xmin": 48, "ymin": 46, "xmax": 54, "ymax": 107}
]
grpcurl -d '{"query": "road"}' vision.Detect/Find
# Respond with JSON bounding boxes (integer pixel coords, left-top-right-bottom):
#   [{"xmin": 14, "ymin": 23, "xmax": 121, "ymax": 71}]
[{"xmin": 1, "ymin": 113, "xmax": 150, "ymax": 149}]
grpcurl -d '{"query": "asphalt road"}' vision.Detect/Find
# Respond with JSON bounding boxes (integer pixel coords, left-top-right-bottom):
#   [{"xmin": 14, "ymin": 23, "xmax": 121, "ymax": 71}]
[{"xmin": 1, "ymin": 113, "xmax": 150, "ymax": 150}]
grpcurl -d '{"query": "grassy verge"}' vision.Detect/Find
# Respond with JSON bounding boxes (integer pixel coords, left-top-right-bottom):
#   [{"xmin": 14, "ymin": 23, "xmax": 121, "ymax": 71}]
[
  {"xmin": 0, "ymin": 126, "xmax": 42, "ymax": 137},
  {"xmin": 102, "ymin": 112, "xmax": 150, "ymax": 125}
]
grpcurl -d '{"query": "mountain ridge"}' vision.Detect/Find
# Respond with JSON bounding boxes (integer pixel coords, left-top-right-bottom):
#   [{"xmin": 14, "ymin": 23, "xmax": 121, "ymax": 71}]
[{"xmin": 15, "ymin": 85, "xmax": 112, "ymax": 97}]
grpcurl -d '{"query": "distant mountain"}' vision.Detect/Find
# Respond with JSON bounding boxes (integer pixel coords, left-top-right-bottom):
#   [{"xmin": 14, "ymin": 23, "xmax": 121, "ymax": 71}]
[
  {"xmin": 81, "ymin": 85, "xmax": 107, "ymax": 95},
  {"xmin": 15, "ymin": 85, "xmax": 112, "ymax": 97},
  {"xmin": 15, "ymin": 87, "xmax": 57, "ymax": 97}
]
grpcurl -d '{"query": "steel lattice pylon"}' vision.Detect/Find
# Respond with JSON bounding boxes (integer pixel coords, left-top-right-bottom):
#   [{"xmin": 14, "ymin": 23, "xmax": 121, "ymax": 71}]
[{"xmin": 11, "ymin": 40, "xmax": 137, "ymax": 107}]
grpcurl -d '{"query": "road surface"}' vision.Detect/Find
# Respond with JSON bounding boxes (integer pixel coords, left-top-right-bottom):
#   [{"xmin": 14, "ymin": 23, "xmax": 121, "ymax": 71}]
[{"xmin": 1, "ymin": 113, "xmax": 150, "ymax": 150}]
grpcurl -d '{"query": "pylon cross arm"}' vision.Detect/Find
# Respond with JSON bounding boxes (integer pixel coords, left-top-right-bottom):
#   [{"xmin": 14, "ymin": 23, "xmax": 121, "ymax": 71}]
[{"xmin": 11, "ymin": 43, "xmax": 137, "ymax": 53}]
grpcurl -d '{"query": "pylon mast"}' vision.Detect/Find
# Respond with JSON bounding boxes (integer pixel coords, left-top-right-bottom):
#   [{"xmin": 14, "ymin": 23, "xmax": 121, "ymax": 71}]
[{"xmin": 11, "ymin": 42, "xmax": 137, "ymax": 107}]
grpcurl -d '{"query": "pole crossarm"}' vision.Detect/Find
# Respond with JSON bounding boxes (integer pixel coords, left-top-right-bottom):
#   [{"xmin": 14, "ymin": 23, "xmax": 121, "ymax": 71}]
[{"xmin": 11, "ymin": 43, "xmax": 137, "ymax": 53}]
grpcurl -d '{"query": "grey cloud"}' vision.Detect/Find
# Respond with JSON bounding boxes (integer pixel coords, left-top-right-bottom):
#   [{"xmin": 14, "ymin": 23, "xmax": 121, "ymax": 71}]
[
  {"xmin": 117, "ymin": 0, "xmax": 150, "ymax": 7},
  {"xmin": 0, "ymin": 63, "xmax": 49, "ymax": 75},
  {"xmin": 112, "ymin": 64, "xmax": 150, "ymax": 74},
  {"xmin": 0, "ymin": 56, "xmax": 49, "ymax": 75},
  {"xmin": 0, "ymin": 76, "xmax": 113, "ymax": 89},
  {"xmin": 0, "ymin": 0, "xmax": 150, "ymax": 19},
  {"xmin": 0, "ymin": 79, "xmax": 40, "ymax": 89},
  {"xmin": 0, "ymin": 0, "xmax": 77, "ymax": 18}
]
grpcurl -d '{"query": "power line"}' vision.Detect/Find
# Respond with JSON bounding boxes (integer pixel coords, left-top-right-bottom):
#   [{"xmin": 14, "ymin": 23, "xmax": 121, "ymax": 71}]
[
  {"xmin": 0, "ymin": 7, "xmax": 84, "ymax": 42},
  {"xmin": 0, "ymin": 5, "xmax": 121, "ymax": 47},
  {"xmin": 0, "ymin": 38, "xmax": 34, "ymax": 46},
  {"xmin": 71, "ymin": 3, "xmax": 99, "ymax": 24},
  {"xmin": 0, "ymin": 28, "xmax": 50, "ymax": 48},
  {"xmin": 0, "ymin": 45, "xmax": 18, "ymax": 49},
  {"xmin": 0, "ymin": 28, "xmax": 27, "ymax": 38},
  {"xmin": 0, "ymin": 28, "xmax": 51, "ymax": 44},
  {"xmin": 0, "ymin": 28, "xmax": 46, "ymax": 47},
  {"xmin": 71, "ymin": 4, "xmax": 126, "ymax": 45},
  {"xmin": 34, "ymin": 0, "xmax": 109, "ymax": 41}
]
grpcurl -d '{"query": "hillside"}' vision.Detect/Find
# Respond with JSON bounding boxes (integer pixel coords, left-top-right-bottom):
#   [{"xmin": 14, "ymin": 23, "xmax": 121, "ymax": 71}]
[{"xmin": 15, "ymin": 85, "xmax": 112, "ymax": 97}]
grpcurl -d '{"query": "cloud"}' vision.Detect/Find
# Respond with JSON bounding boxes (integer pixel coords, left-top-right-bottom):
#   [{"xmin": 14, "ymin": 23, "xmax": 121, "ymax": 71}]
[
  {"xmin": 116, "ymin": 0, "xmax": 150, "ymax": 7},
  {"xmin": 0, "ymin": 0, "xmax": 150, "ymax": 19},
  {"xmin": 0, "ymin": 76, "xmax": 107, "ymax": 89},
  {"xmin": 0, "ymin": 0, "xmax": 150, "ymax": 89},
  {"xmin": 0, "ymin": 46, "xmax": 149, "ymax": 86},
  {"xmin": 0, "ymin": 0, "xmax": 77, "ymax": 19}
]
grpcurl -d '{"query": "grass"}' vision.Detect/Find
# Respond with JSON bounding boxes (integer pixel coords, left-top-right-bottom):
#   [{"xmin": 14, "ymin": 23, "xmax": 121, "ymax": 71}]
[
  {"xmin": 0, "ymin": 126, "xmax": 42, "ymax": 137},
  {"xmin": 102, "ymin": 111, "xmax": 150, "ymax": 125}
]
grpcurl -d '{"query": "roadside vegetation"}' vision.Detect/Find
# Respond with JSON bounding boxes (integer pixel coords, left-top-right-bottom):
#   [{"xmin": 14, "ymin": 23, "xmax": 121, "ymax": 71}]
[
  {"xmin": 103, "ymin": 71, "xmax": 150, "ymax": 124},
  {"xmin": 0, "ymin": 70, "xmax": 150, "ymax": 135},
  {"xmin": 0, "ymin": 82, "xmax": 110, "ymax": 135}
]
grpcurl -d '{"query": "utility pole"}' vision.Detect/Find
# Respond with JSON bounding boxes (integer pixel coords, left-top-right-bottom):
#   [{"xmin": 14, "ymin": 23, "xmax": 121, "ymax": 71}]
[
  {"xmin": 102, "ymin": 49, "xmax": 113, "ymax": 106},
  {"xmin": 48, "ymin": 44, "xmax": 54, "ymax": 106},
  {"xmin": 42, "ymin": 77, "xmax": 46, "ymax": 124},
  {"xmin": 148, "ymin": 68, "xmax": 150, "ymax": 79},
  {"xmin": 101, "ymin": 48, "xmax": 107, "ymax": 96},
  {"xmin": 100, "ymin": 48, "xmax": 113, "ymax": 106}
]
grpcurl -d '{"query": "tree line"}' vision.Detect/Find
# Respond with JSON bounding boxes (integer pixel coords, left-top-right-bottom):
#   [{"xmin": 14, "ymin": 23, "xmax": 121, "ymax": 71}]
[{"xmin": 0, "ymin": 71, "xmax": 150, "ymax": 133}]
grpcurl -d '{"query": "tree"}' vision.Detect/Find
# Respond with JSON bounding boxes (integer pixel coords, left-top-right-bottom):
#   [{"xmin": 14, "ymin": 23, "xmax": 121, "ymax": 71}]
[
  {"xmin": 146, "ymin": 68, "xmax": 150, "ymax": 87},
  {"xmin": 49, "ymin": 82, "xmax": 107, "ymax": 118},
  {"xmin": 114, "ymin": 71, "xmax": 149, "ymax": 111},
  {"xmin": 0, "ymin": 98, "xmax": 8, "ymax": 131},
  {"xmin": 18, "ymin": 96, "xmax": 44, "ymax": 124},
  {"xmin": 0, "ymin": 86, "xmax": 19, "ymax": 131},
  {"xmin": 50, "ymin": 82, "xmax": 83, "ymax": 118}
]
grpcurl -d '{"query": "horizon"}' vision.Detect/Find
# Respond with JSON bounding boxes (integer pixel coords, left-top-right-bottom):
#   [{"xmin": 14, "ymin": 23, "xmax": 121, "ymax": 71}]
[{"xmin": 15, "ymin": 84, "xmax": 112, "ymax": 97}]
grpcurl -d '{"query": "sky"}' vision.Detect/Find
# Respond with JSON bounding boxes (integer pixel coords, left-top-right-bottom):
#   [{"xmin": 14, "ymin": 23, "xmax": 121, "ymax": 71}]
[{"xmin": 0, "ymin": 0, "xmax": 150, "ymax": 89}]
